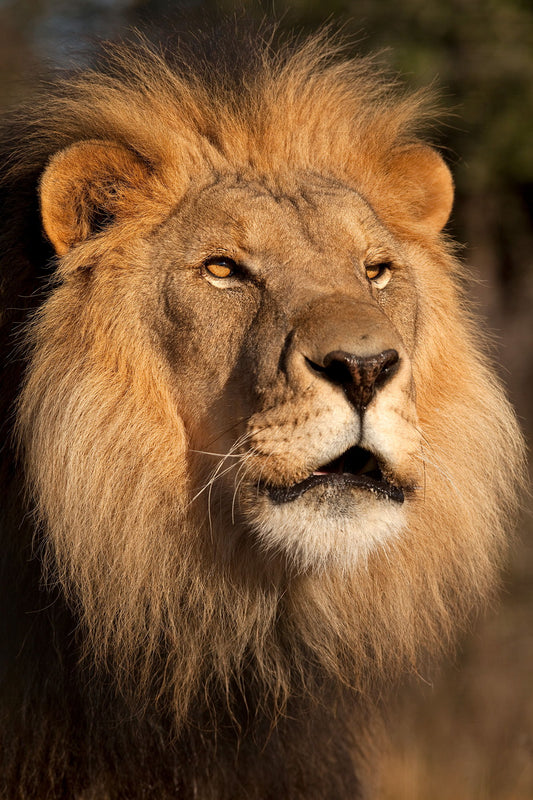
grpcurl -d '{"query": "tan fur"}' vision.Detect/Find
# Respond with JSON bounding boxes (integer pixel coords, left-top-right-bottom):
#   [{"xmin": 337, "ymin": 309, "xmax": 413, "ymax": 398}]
[{"xmin": 1, "ymin": 31, "xmax": 525, "ymax": 799}]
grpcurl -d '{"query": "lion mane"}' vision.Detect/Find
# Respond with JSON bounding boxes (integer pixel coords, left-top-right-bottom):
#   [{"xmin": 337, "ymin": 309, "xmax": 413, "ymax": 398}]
[{"xmin": 0, "ymin": 31, "xmax": 524, "ymax": 799}]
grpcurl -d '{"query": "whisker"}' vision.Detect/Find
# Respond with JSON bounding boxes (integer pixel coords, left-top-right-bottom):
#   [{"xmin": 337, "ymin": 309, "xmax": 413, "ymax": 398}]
[
  {"xmin": 412, "ymin": 451, "xmax": 462, "ymax": 499},
  {"xmin": 189, "ymin": 460, "xmax": 241, "ymax": 506},
  {"xmin": 189, "ymin": 449, "xmax": 243, "ymax": 459},
  {"xmin": 200, "ymin": 417, "xmax": 258, "ymax": 449},
  {"xmin": 255, "ymin": 450, "xmax": 277, "ymax": 500},
  {"xmin": 206, "ymin": 441, "xmax": 255, "ymax": 535},
  {"xmin": 231, "ymin": 454, "xmax": 256, "ymax": 524},
  {"xmin": 188, "ymin": 431, "xmax": 258, "ymax": 516}
]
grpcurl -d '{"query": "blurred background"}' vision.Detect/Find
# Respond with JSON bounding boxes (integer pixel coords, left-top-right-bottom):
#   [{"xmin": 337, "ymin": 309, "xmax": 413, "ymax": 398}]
[{"xmin": 1, "ymin": 0, "xmax": 531, "ymax": 797}]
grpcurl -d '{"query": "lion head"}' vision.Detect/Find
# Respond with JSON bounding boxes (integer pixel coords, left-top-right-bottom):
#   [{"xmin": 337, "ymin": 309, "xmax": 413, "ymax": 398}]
[{"xmin": 6, "ymin": 35, "xmax": 523, "ymax": 738}]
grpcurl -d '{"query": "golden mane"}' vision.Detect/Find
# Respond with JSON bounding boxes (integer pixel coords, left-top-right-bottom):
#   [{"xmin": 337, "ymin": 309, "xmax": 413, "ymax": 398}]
[
  {"xmin": 6, "ymin": 33, "xmax": 439, "ymax": 241},
  {"xmin": 0, "ymin": 30, "xmax": 525, "ymax": 799}
]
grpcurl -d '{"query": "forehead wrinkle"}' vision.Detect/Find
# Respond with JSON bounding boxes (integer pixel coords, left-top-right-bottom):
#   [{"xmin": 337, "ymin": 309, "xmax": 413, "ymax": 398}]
[
  {"xmin": 205, "ymin": 187, "xmax": 304, "ymax": 254},
  {"xmin": 284, "ymin": 190, "xmax": 379, "ymax": 260},
  {"xmin": 191, "ymin": 177, "xmax": 391, "ymax": 269},
  {"xmin": 324, "ymin": 194, "xmax": 393, "ymax": 256},
  {"xmin": 256, "ymin": 184, "xmax": 354, "ymax": 256}
]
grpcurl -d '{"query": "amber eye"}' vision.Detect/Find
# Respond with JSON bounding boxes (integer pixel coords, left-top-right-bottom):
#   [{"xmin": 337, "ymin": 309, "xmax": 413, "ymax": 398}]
[
  {"xmin": 204, "ymin": 258, "xmax": 237, "ymax": 279},
  {"xmin": 365, "ymin": 262, "xmax": 392, "ymax": 288}
]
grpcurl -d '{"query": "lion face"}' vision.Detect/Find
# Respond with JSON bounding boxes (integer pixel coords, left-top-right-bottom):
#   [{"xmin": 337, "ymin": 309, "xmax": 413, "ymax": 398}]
[{"xmin": 149, "ymin": 173, "xmax": 422, "ymax": 571}]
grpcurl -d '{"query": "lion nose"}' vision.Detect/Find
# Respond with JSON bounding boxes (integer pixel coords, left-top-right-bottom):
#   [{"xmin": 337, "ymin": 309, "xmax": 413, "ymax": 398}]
[{"xmin": 307, "ymin": 348, "xmax": 400, "ymax": 410}]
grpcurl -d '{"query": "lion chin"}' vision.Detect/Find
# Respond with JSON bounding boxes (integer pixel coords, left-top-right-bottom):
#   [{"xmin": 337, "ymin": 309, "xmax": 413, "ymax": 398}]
[
  {"xmin": 250, "ymin": 488, "xmax": 406, "ymax": 571},
  {"xmin": 0, "ymin": 27, "xmax": 525, "ymax": 800}
]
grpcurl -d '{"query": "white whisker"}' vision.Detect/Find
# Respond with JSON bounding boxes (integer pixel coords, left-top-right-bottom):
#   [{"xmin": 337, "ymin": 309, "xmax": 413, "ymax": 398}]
[
  {"xmin": 413, "ymin": 451, "xmax": 462, "ymax": 499},
  {"xmin": 231, "ymin": 453, "xmax": 256, "ymax": 524},
  {"xmin": 189, "ymin": 449, "xmax": 243, "ymax": 458}
]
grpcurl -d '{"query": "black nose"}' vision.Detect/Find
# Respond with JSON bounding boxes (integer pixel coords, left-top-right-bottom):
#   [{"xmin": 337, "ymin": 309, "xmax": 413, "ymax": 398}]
[{"xmin": 308, "ymin": 349, "xmax": 400, "ymax": 410}]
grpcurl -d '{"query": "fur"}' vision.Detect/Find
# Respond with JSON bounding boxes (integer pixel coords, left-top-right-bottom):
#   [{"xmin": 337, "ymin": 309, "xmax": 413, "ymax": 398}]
[{"xmin": 0, "ymin": 30, "xmax": 525, "ymax": 799}]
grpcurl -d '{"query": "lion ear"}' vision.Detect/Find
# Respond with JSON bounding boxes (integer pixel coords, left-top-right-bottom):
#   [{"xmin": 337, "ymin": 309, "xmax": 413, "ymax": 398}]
[
  {"xmin": 40, "ymin": 140, "xmax": 151, "ymax": 256},
  {"xmin": 385, "ymin": 145, "xmax": 454, "ymax": 235}
]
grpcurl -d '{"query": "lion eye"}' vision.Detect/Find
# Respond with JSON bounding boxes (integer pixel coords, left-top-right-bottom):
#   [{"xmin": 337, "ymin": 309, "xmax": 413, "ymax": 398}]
[
  {"xmin": 365, "ymin": 262, "xmax": 392, "ymax": 288},
  {"xmin": 204, "ymin": 258, "xmax": 237, "ymax": 279}
]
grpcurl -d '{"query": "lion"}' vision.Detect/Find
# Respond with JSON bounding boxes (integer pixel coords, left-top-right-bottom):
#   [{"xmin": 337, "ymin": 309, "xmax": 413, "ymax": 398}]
[{"xmin": 0, "ymin": 30, "xmax": 525, "ymax": 799}]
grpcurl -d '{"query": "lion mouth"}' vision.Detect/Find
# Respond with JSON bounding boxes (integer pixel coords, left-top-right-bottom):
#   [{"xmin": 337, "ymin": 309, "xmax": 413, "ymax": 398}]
[{"xmin": 266, "ymin": 446, "xmax": 405, "ymax": 504}]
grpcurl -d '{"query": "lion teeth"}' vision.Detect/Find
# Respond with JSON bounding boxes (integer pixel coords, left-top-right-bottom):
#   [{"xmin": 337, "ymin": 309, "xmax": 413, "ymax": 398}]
[{"xmin": 360, "ymin": 455, "xmax": 378, "ymax": 475}]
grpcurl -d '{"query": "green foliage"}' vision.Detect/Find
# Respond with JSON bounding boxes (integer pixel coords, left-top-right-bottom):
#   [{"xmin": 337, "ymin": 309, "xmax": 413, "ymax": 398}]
[{"xmin": 269, "ymin": 0, "xmax": 533, "ymax": 191}]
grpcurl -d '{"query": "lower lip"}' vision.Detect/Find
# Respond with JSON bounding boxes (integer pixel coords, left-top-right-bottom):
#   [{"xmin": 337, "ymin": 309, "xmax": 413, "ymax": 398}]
[{"xmin": 266, "ymin": 473, "xmax": 405, "ymax": 504}]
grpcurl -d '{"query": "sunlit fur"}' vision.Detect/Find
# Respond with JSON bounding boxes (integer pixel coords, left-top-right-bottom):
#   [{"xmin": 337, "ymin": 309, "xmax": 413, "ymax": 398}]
[{"xmin": 1, "ymin": 30, "xmax": 525, "ymax": 798}]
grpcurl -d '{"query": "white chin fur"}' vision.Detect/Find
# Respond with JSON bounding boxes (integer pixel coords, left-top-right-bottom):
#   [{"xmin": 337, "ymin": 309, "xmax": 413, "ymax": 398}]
[{"xmin": 249, "ymin": 489, "xmax": 406, "ymax": 572}]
